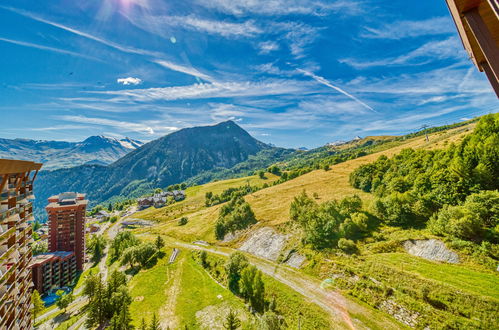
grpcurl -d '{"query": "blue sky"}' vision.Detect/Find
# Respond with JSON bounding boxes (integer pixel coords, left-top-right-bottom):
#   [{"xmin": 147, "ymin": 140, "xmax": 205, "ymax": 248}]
[{"xmin": 0, "ymin": 0, "xmax": 497, "ymax": 148}]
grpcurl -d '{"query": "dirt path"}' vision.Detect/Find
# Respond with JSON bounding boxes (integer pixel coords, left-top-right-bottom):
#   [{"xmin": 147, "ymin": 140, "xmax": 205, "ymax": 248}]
[
  {"xmin": 159, "ymin": 256, "xmax": 184, "ymax": 329},
  {"xmin": 173, "ymin": 241, "xmax": 401, "ymax": 330}
]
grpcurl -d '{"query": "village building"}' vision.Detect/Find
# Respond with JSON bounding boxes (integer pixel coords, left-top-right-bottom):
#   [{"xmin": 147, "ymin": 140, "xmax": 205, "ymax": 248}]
[
  {"xmin": 137, "ymin": 190, "xmax": 185, "ymax": 210},
  {"xmin": 94, "ymin": 210, "xmax": 110, "ymax": 222}
]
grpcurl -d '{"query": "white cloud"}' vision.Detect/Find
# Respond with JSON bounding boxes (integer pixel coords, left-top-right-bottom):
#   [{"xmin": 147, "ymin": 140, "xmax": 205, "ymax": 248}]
[
  {"xmin": 56, "ymin": 115, "xmax": 178, "ymax": 135},
  {"xmin": 341, "ymin": 37, "xmax": 464, "ymax": 69},
  {"xmin": 154, "ymin": 60, "xmax": 212, "ymax": 81},
  {"xmin": 273, "ymin": 22, "xmax": 322, "ymax": 59},
  {"xmin": 92, "ymin": 79, "xmax": 313, "ymax": 102},
  {"xmin": 123, "ymin": 11, "xmax": 262, "ymax": 38},
  {"xmin": 3, "ymin": 6, "xmax": 211, "ymax": 81},
  {"xmin": 30, "ymin": 124, "xmax": 93, "ymax": 131},
  {"xmin": 298, "ymin": 69, "xmax": 377, "ymax": 112},
  {"xmin": 346, "ymin": 64, "xmax": 493, "ymax": 96},
  {"xmin": 258, "ymin": 41, "xmax": 279, "ymax": 54},
  {"xmin": 1, "ymin": 6, "xmax": 164, "ymax": 58},
  {"xmin": 361, "ymin": 17, "xmax": 455, "ymax": 40},
  {"xmin": 117, "ymin": 77, "xmax": 142, "ymax": 85},
  {"xmin": 196, "ymin": 0, "xmax": 361, "ymax": 16},
  {"xmin": 0, "ymin": 37, "xmax": 100, "ymax": 61}
]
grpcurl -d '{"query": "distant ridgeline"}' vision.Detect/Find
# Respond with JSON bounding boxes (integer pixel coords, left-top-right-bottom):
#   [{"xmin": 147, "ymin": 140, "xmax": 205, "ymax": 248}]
[{"xmin": 33, "ymin": 121, "xmax": 272, "ymax": 221}]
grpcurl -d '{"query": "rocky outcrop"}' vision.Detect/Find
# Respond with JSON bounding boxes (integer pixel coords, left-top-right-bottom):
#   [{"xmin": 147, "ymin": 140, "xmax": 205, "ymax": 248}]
[
  {"xmin": 285, "ymin": 252, "xmax": 306, "ymax": 268},
  {"xmin": 239, "ymin": 227, "xmax": 289, "ymax": 261},
  {"xmin": 378, "ymin": 299, "xmax": 419, "ymax": 327},
  {"xmin": 403, "ymin": 239, "xmax": 459, "ymax": 264}
]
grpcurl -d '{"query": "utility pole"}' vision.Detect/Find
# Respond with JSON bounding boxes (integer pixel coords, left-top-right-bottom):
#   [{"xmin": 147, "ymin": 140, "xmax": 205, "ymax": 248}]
[{"xmin": 420, "ymin": 124, "xmax": 430, "ymax": 142}]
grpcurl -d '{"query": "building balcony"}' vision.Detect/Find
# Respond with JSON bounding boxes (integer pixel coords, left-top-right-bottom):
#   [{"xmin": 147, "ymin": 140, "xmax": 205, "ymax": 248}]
[
  {"xmin": 0, "ymin": 244, "xmax": 15, "ymax": 264},
  {"xmin": 0, "ymin": 227, "xmax": 15, "ymax": 245}
]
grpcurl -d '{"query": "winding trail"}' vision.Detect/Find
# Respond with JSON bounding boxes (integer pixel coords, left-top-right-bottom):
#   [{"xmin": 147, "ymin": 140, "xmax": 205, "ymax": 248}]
[{"xmin": 173, "ymin": 241, "xmax": 401, "ymax": 330}]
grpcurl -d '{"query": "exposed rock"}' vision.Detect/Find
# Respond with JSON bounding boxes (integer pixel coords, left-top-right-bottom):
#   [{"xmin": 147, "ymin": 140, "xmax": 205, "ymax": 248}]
[
  {"xmin": 196, "ymin": 302, "xmax": 248, "ymax": 330},
  {"xmin": 285, "ymin": 252, "xmax": 306, "ymax": 268},
  {"xmin": 403, "ymin": 239, "xmax": 459, "ymax": 264},
  {"xmin": 378, "ymin": 299, "xmax": 419, "ymax": 327},
  {"xmin": 239, "ymin": 227, "xmax": 289, "ymax": 261}
]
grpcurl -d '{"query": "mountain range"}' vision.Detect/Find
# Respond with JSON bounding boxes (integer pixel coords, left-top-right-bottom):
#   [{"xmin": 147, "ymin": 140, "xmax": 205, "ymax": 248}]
[
  {"xmin": 0, "ymin": 135, "xmax": 143, "ymax": 170},
  {"xmin": 33, "ymin": 121, "xmax": 279, "ymax": 220}
]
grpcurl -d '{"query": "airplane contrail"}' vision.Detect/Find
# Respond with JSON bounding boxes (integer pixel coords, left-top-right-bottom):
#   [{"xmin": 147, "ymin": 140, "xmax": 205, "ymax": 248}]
[{"xmin": 298, "ymin": 69, "xmax": 377, "ymax": 113}]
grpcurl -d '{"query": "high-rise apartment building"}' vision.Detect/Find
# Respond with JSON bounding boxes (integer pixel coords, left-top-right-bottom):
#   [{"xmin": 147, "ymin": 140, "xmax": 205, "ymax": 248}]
[
  {"xmin": 46, "ymin": 193, "xmax": 87, "ymax": 271},
  {"xmin": 30, "ymin": 251, "xmax": 77, "ymax": 295},
  {"xmin": 0, "ymin": 159, "xmax": 42, "ymax": 329}
]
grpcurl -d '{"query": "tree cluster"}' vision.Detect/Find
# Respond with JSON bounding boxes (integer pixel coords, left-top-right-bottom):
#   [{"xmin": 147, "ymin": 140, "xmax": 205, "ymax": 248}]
[
  {"xmin": 428, "ymin": 190, "xmax": 498, "ymax": 242},
  {"xmin": 225, "ymin": 253, "xmax": 265, "ymax": 313},
  {"xmin": 215, "ymin": 196, "xmax": 257, "ymax": 240},
  {"xmin": 290, "ymin": 191, "xmax": 370, "ymax": 251},
  {"xmin": 84, "ymin": 271, "xmax": 133, "ymax": 329},
  {"xmin": 113, "ymin": 233, "xmax": 164, "ymax": 270},
  {"xmin": 88, "ymin": 234, "xmax": 107, "ymax": 263},
  {"xmin": 349, "ymin": 114, "xmax": 499, "ymax": 243},
  {"xmin": 167, "ymin": 182, "xmax": 187, "ymax": 191},
  {"xmin": 205, "ymin": 184, "xmax": 255, "ymax": 207},
  {"xmin": 110, "ymin": 231, "xmax": 140, "ymax": 262},
  {"xmin": 120, "ymin": 242, "xmax": 158, "ymax": 269}
]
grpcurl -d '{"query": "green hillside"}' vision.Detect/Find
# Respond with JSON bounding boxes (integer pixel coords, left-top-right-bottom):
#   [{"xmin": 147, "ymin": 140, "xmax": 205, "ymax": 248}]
[{"xmin": 127, "ymin": 115, "xmax": 498, "ymax": 329}]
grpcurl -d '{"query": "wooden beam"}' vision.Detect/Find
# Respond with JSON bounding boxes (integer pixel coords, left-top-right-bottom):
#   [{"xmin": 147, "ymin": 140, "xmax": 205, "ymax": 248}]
[
  {"xmin": 446, "ymin": 0, "xmax": 480, "ymax": 67},
  {"xmin": 482, "ymin": 61, "xmax": 499, "ymax": 97},
  {"xmin": 32, "ymin": 170, "xmax": 39, "ymax": 183},
  {"xmin": 487, "ymin": 0, "xmax": 499, "ymax": 21},
  {"xmin": 0, "ymin": 174, "xmax": 7, "ymax": 193},
  {"xmin": 464, "ymin": 8, "xmax": 499, "ymax": 96}
]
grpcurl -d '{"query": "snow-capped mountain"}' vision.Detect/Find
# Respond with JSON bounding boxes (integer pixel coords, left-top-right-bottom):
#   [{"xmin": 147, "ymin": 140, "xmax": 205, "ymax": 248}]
[{"xmin": 0, "ymin": 136, "xmax": 143, "ymax": 170}]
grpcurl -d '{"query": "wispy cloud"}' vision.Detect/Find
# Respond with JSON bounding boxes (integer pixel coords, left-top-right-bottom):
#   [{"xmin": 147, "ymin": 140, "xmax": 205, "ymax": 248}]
[
  {"xmin": 298, "ymin": 69, "xmax": 377, "ymax": 112},
  {"xmin": 341, "ymin": 37, "xmax": 464, "ymax": 69},
  {"xmin": 1, "ymin": 6, "xmax": 163, "ymax": 58},
  {"xmin": 258, "ymin": 41, "xmax": 280, "ymax": 54},
  {"xmin": 0, "ymin": 37, "xmax": 100, "ymax": 61},
  {"xmin": 273, "ymin": 22, "xmax": 323, "ymax": 59},
  {"xmin": 124, "ymin": 13, "xmax": 262, "ymax": 38},
  {"xmin": 91, "ymin": 79, "xmax": 313, "ymax": 102},
  {"xmin": 196, "ymin": 0, "xmax": 361, "ymax": 16},
  {"xmin": 117, "ymin": 77, "xmax": 142, "ymax": 85},
  {"xmin": 30, "ymin": 124, "xmax": 93, "ymax": 131},
  {"xmin": 154, "ymin": 60, "xmax": 212, "ymax": 81},
  {"xmin": 361, "ymin": 17, "xmax": 455, "ymax": 40},
  {"xmin": 56, "ymin": 115, "xmax": 178, "ymax": 135},
  {"xmin": 2, "ymin": 6, "xmax": 211, "ymax": 80}
]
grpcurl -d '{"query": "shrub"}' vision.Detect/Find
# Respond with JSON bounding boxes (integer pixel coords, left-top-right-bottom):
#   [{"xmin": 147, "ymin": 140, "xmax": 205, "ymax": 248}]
[
  {"xmin": 338, "ymin": 238, "xmax": 358, "ymax": 254},
  {"xmin": 178, "ymin": 217, "xmax": 188, "ymax": 226},
  {"xmin": 215, "ymin": 196, "xmax": 257, "ymax": 240}
]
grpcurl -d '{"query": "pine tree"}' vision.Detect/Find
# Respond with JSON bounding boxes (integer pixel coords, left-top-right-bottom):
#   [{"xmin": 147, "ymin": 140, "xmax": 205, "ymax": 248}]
[
  {"xmin": 155, "ymin": 235, "xmax": 165, "ymax": 250},
  {"xmin": 149, "ymin": 313, "xmax": 161, "ymax": 330},
  {"xmin": 140, "ymin": 318, "xmax": 147, "ymax": 330},
  {"xmin": 223, "ymin": 310, "xmax": 241, "ymax": 330},
  {"xmin": 31, "ymin": 289, "xmax": 44, "ymax": 320},
  {"xmin": 252, "ymin": 271, "xmax": 265, "ymax": 313}
]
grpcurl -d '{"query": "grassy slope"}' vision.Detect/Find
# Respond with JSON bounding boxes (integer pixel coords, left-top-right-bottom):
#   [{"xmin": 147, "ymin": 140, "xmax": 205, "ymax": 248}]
[
  {"xmin": 132, "ymin": 122, "xmax": 499, "ymax": 327},
  {"xmin": 128, "ymin": 249, "xmax": 332, "ymax": 329},
  {"xmin": 129, "ymin": 250, "xmax": 174, "ymax": 326},
  {"xmin": 135, "ymin": 173, "xmax": 279, "ymax": 223},
  {"xmin": 145, "ymin": 123, "xmax": 474, "ymax": 244},
  {"xmin": 368, "ymin": 253, "xmax": 499, "ymax": 300}
]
